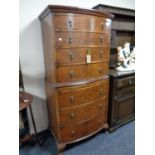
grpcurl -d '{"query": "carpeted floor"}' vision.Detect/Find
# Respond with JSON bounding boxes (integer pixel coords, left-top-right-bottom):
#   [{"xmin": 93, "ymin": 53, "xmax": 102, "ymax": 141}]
[{"xmin": 19, "ymin": 121, "xmax": 135, "ymax": 155}]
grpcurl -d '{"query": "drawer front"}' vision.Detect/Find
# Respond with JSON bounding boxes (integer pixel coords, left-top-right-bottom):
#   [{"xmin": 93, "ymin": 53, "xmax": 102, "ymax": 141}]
[
  {"xmin": 115, "ymin": 86, "xmax": 135, "ymax": 101},
  {"xmin": 59, "ymin": 97, "xmax": 107, "ymax": 125},
  {"xmin": 53, "ymin": 14, "xmax": 111, "ymax": 32},
  {"xmin": 60, "ymin": 113, "xmax": 107, "ymax": 143},
  {"xmin": 58, "ymin": 79, "xmax": 109, "ymax": 108},
  {"xmin": 57, "ymin": 62, "xmax": 109, "ymax": 82},
  {"xmin": 55, "ymin": 32, "xmax": 110, "ymax": 48},
  {"xmin": 56, "ymin": 47, "xmax": 109, "ymax": 65},
  {"xmin": 116, "ymin": 76, "xmax": 135, "ymax": 89}
]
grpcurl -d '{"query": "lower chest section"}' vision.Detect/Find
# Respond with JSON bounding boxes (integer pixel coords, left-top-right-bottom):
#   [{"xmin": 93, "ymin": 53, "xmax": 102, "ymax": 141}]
[{"xmin": 52, "ymin": 78, "xmax": 109, "ymax": 143}]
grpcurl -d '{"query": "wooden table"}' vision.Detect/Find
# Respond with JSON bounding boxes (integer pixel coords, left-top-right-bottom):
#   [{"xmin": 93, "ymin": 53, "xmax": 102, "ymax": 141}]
[{"xmin": 19, "ymin": 92, "xmax": 40, "ymax": 145}]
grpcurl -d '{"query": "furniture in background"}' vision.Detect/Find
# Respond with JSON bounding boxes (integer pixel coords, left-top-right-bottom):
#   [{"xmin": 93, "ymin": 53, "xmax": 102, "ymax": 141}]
[
  {"xmin": 39, "ymin": 5, "xmax": 113, "ymax": 153},
  {"xmin": 19, "ymin": 91, "xmax": 50, "ymax": 147},
  {"xmin": 92, "ymin": 4, "xmax": 135, "ymax": 68},
  {"xmin": 108, "ymin": 70, "xmax": 135, "ymax": 131},
  {"xmin": 19, "ymin": 63, "xmax": 48, "ymax": 147},
  {"xmin": 19, "ymin": 92, "xmax": 42, "ymax": 146},
  {"xmin": 19, "ymin": 61, "xmax": 33, "ymax": 145},
  {"xmin": 93, "ymin": 4, "xmax": 135, "ymax": 131}
]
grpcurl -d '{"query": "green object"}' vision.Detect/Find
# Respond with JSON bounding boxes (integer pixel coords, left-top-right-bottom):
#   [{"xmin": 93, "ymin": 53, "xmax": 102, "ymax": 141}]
[{"xmin": 87, "ymin": 49, "xmax": 91, "ymax": 54}]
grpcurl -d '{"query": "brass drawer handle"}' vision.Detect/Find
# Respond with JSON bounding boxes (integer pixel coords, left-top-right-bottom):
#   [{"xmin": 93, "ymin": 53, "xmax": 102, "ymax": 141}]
[
  {"xmin": 71, "ymin": 130, "xmax": 75, "ymax": 137},
  {"xmin": 98, "ymin": 67, "xmax": 102, "ymax": 74},
  {"xmin": 101, "ymin": 22, "xmax": 104, "ymax": 30},
  {"xmin": 68, "ymin": 37, "xmax": 72, "ymax": 44},
  {"xmin": 99, "ymin": 51, "xmax": 103, "ymax": 58},
  {"xmin": 69, "ymin": 52, "xmax": 74, "ymax": 60},
  {"xmin": 98, "ymin": 120, "xmax": 102, "ymax": 125},
  {"xmin": 99, "ymin": 104, "xmax": 104, "ymax": 110},
  {"xmin": 68, "ymin": 20, "xmax": 73, "ymax": 28},
  {"xmin": 100, "ymin": 36, "xmax": 104, "ymax": 44},
  {"xmin": 70, "ymin": 113, "xmax": 75, "ymax": 119},
  {"xmin": 69, "ymin": 70, "xmax": 74, "ymax": 78},
  {"xmin": 99, "ymin": 88, "xmax": 103, "ymax": 95},
  {"xmin": 70, "ymin": 96, "xmax": 74, "ymax": 103}
]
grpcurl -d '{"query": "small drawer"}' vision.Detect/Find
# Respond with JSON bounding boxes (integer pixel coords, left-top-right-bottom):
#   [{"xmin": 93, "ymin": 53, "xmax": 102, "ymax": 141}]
[
  {"xmin": 58, "ymin": 79, "xmax": 109, "ymax": 108},
  {"xmin": 56, "ymin": 47, "xmax": 109, "ymax": 65},
  {"xmin": 53, "ymin": 14, "xmax": 111, "ymax": 33},
  {"xmin": 57, "ymin": 62, "xmax": 109, "ymax": 83},
  {"xmin": 55, "ymin": 32, "xmax": 110, "ymax": 48},
  {"xmin": 59, "ymin": 97, "xmax": 107, "ymax": 125},
  {"xmin": 116, "ymin": 76, "xmax": 135, "ymax": 89}
]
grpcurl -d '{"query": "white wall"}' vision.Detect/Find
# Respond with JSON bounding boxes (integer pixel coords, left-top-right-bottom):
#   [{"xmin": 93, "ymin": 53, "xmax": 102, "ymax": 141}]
[{"xmin": 20, "ymin": 0, "xmax": 135, "ymax": 132}]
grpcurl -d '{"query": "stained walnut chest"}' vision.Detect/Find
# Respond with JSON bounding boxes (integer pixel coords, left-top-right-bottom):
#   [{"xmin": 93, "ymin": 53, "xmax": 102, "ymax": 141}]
[{"xmin": 39, "ymin": 5, "xmax": 113, "ymax": 152}]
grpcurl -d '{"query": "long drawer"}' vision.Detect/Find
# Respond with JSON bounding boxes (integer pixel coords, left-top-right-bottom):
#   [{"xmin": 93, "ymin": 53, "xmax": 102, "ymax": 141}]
[
  {"xmin": 115, "ymin": 87, "xmax": 135, "ymax": 103},
  {"xmin": 55, "ymin": 32, "xmax": 110, "ymax": 48},
  {"xmin": 53, "ymin": 13, "xmax": 111, "ymax": 33},
  {"xmin": 59, "ymin": 97, "xmax": 107, "ymax": 125},
  {"xmin": 58, "ymin": 78, "xmax": 109, "ymax": 108},
  {"xmin": 60, "ymin": 113, "xmax": 107, "ymax": 143},
  {"xmin": 56, "ymin": 47, "xmax": 109, "ymax": 65},
  {"xmin": 57, "ymin": 62, "xmax": 109, "ymax": 82}
]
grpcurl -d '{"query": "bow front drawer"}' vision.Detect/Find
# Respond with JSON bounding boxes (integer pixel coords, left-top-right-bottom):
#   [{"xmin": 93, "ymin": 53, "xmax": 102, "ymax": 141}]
[
  {"xmin": 59, "ymin": 97, "xmax": 107, "ymax": 125},
  {"xmin": 57, "ymin": 62, "xmax": 109, "ymax": 82},
  {"xmin": 56, "ymin": 47, "xmax": 109, "ymax": 65},
  {"xmin": 53, "ymin": 13, "xmax": 111, "ymax": 32},
  {"xmin": 58, "ymin": 79, "xmax": 109, "ymax": 108},
  {"xmin": 60, "ymin": 113, "xmax": 107, "ymax": 143},
  {"xmin": 55, "ymin": 32, "xmax": 110, "ymax": 48}
]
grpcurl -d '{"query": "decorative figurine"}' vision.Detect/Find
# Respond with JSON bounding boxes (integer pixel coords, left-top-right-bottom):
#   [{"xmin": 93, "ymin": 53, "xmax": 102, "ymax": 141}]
[
  {"xmin": 116, "ymin": 42, "xmax": 135, "ymax": 71},
  {"xmin": 129, "ymin": 47, "xmax": 135, "ymax": 66}
]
